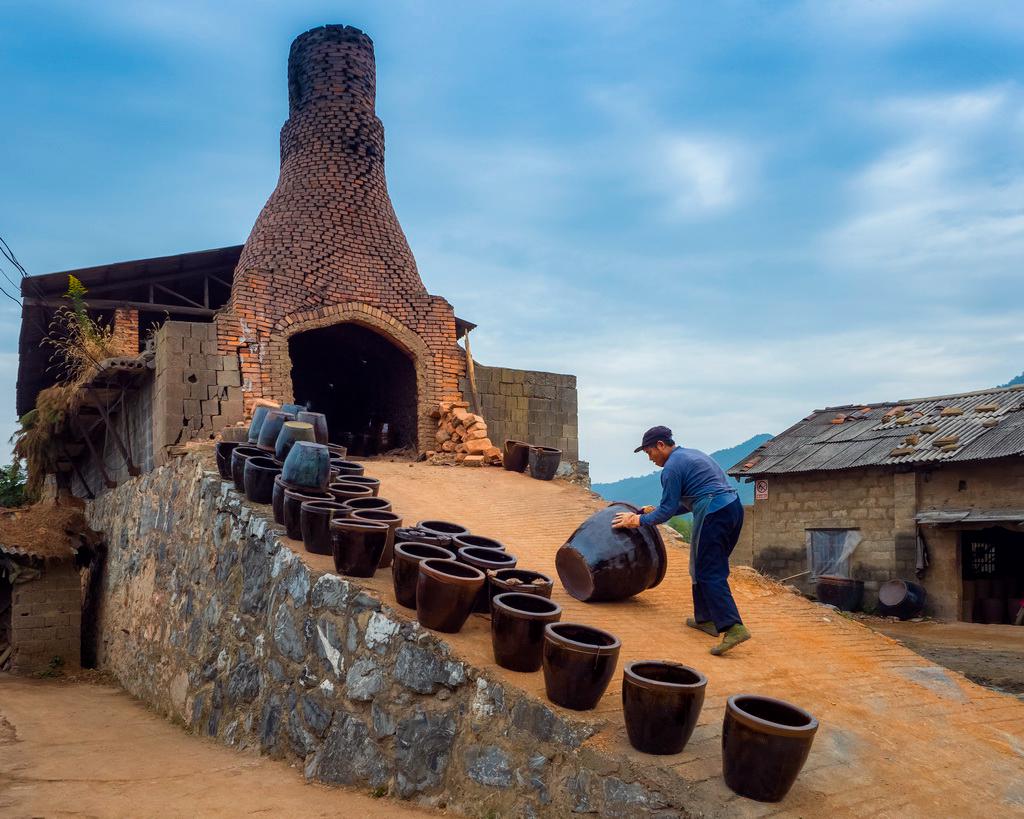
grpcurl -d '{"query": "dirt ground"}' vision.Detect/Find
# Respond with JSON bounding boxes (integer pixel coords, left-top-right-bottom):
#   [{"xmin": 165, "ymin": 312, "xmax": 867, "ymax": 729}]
[
  {"xmin": 869, "ymin": 619, "xmax": 1024, "ymax": 697},
  {"xmin": 0, "ymin": 673, "xmax": 439, "ymax": 818}
]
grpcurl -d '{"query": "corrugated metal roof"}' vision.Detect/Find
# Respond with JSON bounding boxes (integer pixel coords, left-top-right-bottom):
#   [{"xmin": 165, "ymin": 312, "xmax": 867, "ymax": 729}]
[{"xmin": 729, "ymin": 384, "xmax": 1024, "ymax": 477}]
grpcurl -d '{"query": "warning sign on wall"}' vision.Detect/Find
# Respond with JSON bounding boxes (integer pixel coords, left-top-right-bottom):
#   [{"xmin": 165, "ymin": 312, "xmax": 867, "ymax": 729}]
[{"xmin": 754, "ymin": 480, "xmax": 769, "ymax": 501}]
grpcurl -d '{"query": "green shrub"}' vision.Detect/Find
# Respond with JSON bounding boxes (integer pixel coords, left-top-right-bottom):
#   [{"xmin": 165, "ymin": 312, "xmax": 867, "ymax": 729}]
[{"xmin": 0, "ymin": 461, "xmax": 29, "ymax": 508}]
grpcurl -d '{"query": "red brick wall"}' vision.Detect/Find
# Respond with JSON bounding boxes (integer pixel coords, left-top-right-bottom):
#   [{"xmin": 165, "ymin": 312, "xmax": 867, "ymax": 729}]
[
  {"xmin": 217, "ymin": 25, "xmax": 462, "ymax": 449},
  {"xmin": 110, "ymin": 307, "xmax": 140, "ymax": 357},
  {"xmin": 10, "ymin": 561, "xmax": 81, "ymax": 672}
]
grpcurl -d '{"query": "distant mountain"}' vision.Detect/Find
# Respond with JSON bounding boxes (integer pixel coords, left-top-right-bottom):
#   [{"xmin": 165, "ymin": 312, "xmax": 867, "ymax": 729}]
[
  {"xmin": 592, "ymin": 433, "xmax": 773, "ymax": 507},
  {"xmin": 1000, "ymin": 371, "xmax": 1024, "ymax": 388}
]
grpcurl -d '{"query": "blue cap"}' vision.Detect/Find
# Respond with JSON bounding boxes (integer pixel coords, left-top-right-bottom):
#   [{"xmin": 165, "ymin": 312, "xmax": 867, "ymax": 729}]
[{"xmin": 634, "ymin": 425, "xmax": 673, "ymax": 453}]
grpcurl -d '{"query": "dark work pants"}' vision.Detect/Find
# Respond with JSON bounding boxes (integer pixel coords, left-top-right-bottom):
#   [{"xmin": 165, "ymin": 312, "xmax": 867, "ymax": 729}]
[{"xmin": 692, "ymin": 498, "xmax": 744, "ymax": 633}]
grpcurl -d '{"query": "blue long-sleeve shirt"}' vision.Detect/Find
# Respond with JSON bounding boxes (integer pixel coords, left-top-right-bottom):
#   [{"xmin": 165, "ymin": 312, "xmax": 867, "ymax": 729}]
[{"xmin": 639, "ymin": 446, "xmax": 737, "ymax": 526}]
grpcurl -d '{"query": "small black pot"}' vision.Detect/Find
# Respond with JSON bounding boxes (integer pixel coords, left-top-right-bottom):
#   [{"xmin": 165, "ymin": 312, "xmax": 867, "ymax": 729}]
[
  {"xmin": 457, "ymin": 546, "xmax": 518, "ymax": 612},
  {"xmin": 502, "ymin": 440, "xmax": 530, "ymax": 472},
  {"xmin": 215, "ymin": 441, "xmax": 241, "ymax": 479},
  {"xmin": 622, "ymin": 661, "xmax": 707, "ymax": 755},
  {"xmin": 333, "ymin": 459, "xmax": 365, "ymax": 477},
  {"xmin": 328, "ymin": 482, "xmax": 374, "ymax": 503},
  {"xmin": 453, "ymin": 533, "xmax": 507, "ymax": 552},
  {"xmin": 344, "ymin": 496, "xmax": 393, "ymax": 514},
  {"xmin": 350, "ymin": 509, "xmax": 402, "ymax": 568},
  {"xmin": 415, "ymin": 558, "xmax": 485, "ymax": 633},
  {"xmin": 330, "ymin": 518, "xmax": 389, "ymax": 577},
  {"xmin": 417, "ymin": 520, "xmax": 469, "ymax": 539},
  {"xmin": 392, "ymin": 541, "xmax": 457, "ymax": 609},
  {"xmin": 816, "ymin": 575, "xmax": 864, "ymax": 612},
  {"xmin": 542, "ymin": 622, "xmax": 621, "ymax": 711},
  {"xmin": 332, "ymin": 474, "xmax": 381, "ymax": 496},
  {"xmin": 487, "ymin": 568, "xmax": 554, "ymax": 611},
  {"xmin": 243, "ymin": 456, "xmax": 281, "ymax": 504},
  {"xmin": 722, "ymin": 695, "xmax": 818, "ymax": 802},
  {"xmin": 491, "ymin": 592, "xmax": 562, "ymax": 672},
  {"xmin": 283, "ymin": 487, "xmax": 332, "ymax": 540},
  {"xmin": 300, "ymin": 499, "xmax": 349, "ymax": 556},
  {"xmin": 394, "ymin": 527, "xmax": 453, "ymax": 550},
  {"xmin": 231, "ymin": 446, "xmax": 265, "ymax": 491},
  {"xmin": 528, "ymin": 446, "xmax": 561, "ymax": 481}
]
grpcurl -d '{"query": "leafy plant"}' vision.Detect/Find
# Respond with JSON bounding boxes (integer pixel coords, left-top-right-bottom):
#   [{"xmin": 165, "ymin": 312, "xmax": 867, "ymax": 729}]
[
  {"xmin": 0, "ymin": 462, "xmax": 29, "ymax": 508},
  {"xmin": 668, "ymin": 515, "xmax": 693, "ymax": 541}
]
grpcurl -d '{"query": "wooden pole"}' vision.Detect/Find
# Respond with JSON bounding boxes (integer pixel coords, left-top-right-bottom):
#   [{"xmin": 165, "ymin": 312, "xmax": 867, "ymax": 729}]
[{"xmin": 462, "ymin": 328, "xmax": 482, "ymax": 417}]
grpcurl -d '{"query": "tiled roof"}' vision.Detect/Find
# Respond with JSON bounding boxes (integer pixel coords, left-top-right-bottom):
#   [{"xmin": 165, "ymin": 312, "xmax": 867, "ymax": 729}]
[{"xmin": 729, "ymin": 384, "xmax": 1024, "ymax": 478}]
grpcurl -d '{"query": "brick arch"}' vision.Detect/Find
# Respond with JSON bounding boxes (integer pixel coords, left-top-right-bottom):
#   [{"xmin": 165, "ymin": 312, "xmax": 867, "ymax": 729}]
[{"xmin": 266, "ymin": 302, "xmax": 435, "ymax": 450}]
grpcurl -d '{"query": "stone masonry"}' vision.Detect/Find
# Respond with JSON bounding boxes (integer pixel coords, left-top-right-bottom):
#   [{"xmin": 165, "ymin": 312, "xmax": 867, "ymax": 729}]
[
  {"xmin": 86, "ymin": 454, "xmax": 670, "ymax": 817},
  {"xmin": 9, "ymin": 561, "xmax": 81, "ymax": 673},
  {"xmin": 216, "ymin": 25, "xmax": 463, "ymax": 450}
]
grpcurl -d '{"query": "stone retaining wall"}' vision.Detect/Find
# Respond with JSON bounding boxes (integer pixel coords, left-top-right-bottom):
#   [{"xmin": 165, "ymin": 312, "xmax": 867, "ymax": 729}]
[{"xmin": 86, "ymin": 454, "xmax": 680, "ymax": 817}]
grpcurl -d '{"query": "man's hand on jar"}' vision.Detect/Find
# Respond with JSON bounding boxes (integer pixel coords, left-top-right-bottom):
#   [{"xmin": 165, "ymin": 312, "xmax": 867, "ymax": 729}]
[{"xmin": 612, "ymin": 512, "xmax": 641, "ymax": 529}]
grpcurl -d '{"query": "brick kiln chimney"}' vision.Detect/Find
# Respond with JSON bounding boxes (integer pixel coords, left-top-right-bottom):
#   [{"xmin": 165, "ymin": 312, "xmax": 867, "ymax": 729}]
[{"xmin": 217, "ymin": 24, "xmax": 462, "ymax": 450}]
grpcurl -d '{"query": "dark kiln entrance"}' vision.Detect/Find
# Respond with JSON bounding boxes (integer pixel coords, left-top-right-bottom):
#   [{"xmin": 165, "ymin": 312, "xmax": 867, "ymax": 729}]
[{"xmin": 289, "ymin": 323, "xmax": 417, "ymax": 454}]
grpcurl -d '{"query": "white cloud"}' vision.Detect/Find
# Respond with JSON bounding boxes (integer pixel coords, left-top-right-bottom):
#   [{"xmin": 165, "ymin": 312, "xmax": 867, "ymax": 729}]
[{"xmin": 658, "ymin": 135, "xmax": 745, "ymax": 217}]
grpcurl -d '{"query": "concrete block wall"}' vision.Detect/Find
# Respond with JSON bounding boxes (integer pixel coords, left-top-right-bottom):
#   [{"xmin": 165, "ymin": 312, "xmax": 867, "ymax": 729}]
[
  {"xmin": 10, "ymin": 560, "xmax": 81, "ymax": 672},
  {"xmin": 461, "ymin": 365, "xmax": 579, "ymax": 462},
  {"xmin": 153, "ymin": 321, "xmax": 243, "ymax": 465}
]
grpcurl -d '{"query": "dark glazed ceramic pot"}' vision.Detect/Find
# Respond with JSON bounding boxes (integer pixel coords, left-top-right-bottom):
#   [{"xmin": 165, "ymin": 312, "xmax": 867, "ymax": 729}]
[
  {"xmin": 722, "ymin": 695, "xmax": 818, "ymax": 802},
  {"xmin": 622, "ymin": 661, "xmax": 707, "ymax": 755},
  {"xmin": 329, "ymin": 518, "xmax": 389, "ymax": 577},
  {"xmin": 391, "ymin": 542, "xmax": 458, "ymax": 608},
  {"xmin": 326, "ymin": 443, "xmax": 348, "ymax": 460},
  {"xmin": 502, "ymin": 440, "xmax": 530, "ymax": 472},
  {"xmin": 394, "ymin": 527, "xmax": 453, "ymax": 550},
  {"xmin": 231, "ymin": 446, "xmax": 265, "ymax": 491},
  {"xmin": 416, "ymin": 520, "xmax": 469, "ymax": 539},
  {"xmin": 281, "ymin": 441, "xmax": 331, "ymax": 490},
  {"xmin": 333, "ymin": 460, "xmax": 365, "ymax": 477},
  {"xmin": 344, "ymin": 496, "xmax": 393, "ymax": 514},
  {"xmin": 453, "ymin": 533, "xmax": 507, "ymax": 552},
  {"xmin": 528, "ymin": 446, "xmax": 561, "ymax": 481},
  {"xmin": 271, "ymin": 474, "xmax": 293, "ymax": 525},
  {"xmin": 555, "ymin": 502, "xmax": 667, "ymax": 603},
  {"xmin": 415, "ymin": 558, "xmax": 486, "ymax": 633},
  {"xmin": 247, "ymin": 406, "xmax": 271, "ymax": 444},
  {"xmin": 300, "ymin": 499, "xmax": 349, "ymax": 556},
  {"xmin": 215, "ymin": 441, "xmax": 241, "ymax": 479},
  {"xmin": 457, "ymin": 546, "xmax": 518, "ymax": 612},
  {"xmin": 877, "ymin": 579, "xmax": 926, "ymax": 620},
  {"xmin": 280, "ymin": 403, "xmax": 304, "ymax": 415},
  {"xmin": 332, "ymin": 475, "xmax": 380, "ymax": 496},
  {"xmin": 256, "ymin": 410, "xmax": 296, "ymax": 451},
  {"xmin": 488, "ymin": 568, "xmax": 554, "ymax": 610},
  {"xmin": 815, "ymin": 576, "xmax": 864, "ymax": 612},
  {"xmin": 491, "ymin": 592, "xmax": 562, "ymax": 673},
  {"xmin": 283, "ymin": 487, "xmax": 332, "ymax": 540},
  {"xmin": 328, "ymin": 482, "xmax": 374, "ymax": 503},
  {"xmin": 275, "ymin": 420, "xmax": 316, "ymax": 462},
  {"xmin": 297, "ymin": 411, "xmax": 329, "ymax": 444},
  {"xmin": 542, "ymin": 622, "xmax": 621, "ymax": 711},
  {"xmin": 350, "ymin": 509, "xmax": 402, "ymax": 568},
  {"xmin": 243, "ymin": 456, "xmax": 281, "ymax": 504}
]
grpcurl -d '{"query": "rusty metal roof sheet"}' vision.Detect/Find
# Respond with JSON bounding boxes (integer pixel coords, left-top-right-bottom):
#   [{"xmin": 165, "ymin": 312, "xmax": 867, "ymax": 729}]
[{"xmin": 729, "ymin": 384, "xmax": 1024, "ymax": 477}]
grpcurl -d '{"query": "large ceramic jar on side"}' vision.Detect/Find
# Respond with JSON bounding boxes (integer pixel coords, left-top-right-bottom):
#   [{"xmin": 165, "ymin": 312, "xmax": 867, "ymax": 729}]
[
  {"xmin": 415, "ymin": 558, "xmax": 485, "ymax": 633},
  {"xmin": 281, "ymin": 441, "xmax": 331, "ymax": 490},
  {"xmin": 391, "ymin": 542, "xmax": 457, "ymax": 608},
  {"xmin": 329, "ymin": 518, "xmax": 389, "ymax": 577},
  {"xmin": 300, "ymin": 499, "xmax": 349, "ymax": 556},
  {"xmin": 283, "ymin": 487, "xmax": 332, "ymax": 540},
  {"xmin": 555, "ymin": 502, "xmax": 667, "ymax": 603},
  {"xmin": 350, "ymin": 509, "xmax": 402, "ymax": 568},
  {"xmin": 622, "ymin": 661, "xmax": 707, "ymax": 755},
  {"xmin": 722, "ymin": 695, "xmax": 818, "ymax": 802},
  {"xmin": 491, "ymin": 592, "xmax": 562, "ymax": 672},
  {"xmin": 275, "ymin": 421, "xmax": 316, "ymax": 462},
  {"xmin": 457, "ymin": 546, "xmax": 518, "ymax": 612},
  {"xmin": 231, "ymin": 446, "xmax": 265, "ymax": 491},
  {"xmin": 542, "ymin": 622, "xmax": 621, "ymax": 711},
  {"xmin": 243, "ymin": 456, "xmax": 281, "ymax": 505}
]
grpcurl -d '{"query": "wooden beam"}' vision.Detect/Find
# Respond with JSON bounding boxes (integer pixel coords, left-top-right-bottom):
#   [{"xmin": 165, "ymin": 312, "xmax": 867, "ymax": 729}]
[
  {"xmin": 462, "ymin": 328, "xmax": 483, "ymax": 418},
  {"xmin": 24, "ymin": 297, "xmax": 215, "ymax": 317},
  {"xmin": 153, "ymin": 282, "xmax": 204, "ymax": 309}
]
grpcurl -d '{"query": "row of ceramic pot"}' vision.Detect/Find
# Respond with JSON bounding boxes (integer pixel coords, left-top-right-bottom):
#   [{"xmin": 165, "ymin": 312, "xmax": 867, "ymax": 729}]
[
  {"xmin": 502, "ymin": 440, "xmax": 561, "ymax": 481},
  {"xmin": 248, "ymin": 404, "xmax": 331, "ymax": 449},
  {"xmin": 218, "ymin": 440, "xmax": 362, "ymax": 493}
]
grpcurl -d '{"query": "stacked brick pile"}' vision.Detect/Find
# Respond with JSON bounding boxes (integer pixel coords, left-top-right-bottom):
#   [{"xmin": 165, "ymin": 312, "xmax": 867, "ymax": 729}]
[{"xmin": 429, "ymin": 400, "xmax": 503, "ymax": 466}]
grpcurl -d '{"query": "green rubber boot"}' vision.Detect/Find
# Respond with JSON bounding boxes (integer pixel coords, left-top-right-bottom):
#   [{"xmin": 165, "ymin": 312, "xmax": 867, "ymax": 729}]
[
  {"xmin": 710, "ymin": 624, "xmax": 751, "ymax": 656},
  {"xmin": 686, "ymin": 617, "xmax": 718, "ymax": 637}
]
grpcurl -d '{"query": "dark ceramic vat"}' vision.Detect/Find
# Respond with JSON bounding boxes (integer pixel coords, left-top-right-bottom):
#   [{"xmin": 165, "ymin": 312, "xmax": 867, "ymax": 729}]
[
  {"xmin": 329, "ymin": 518, "xmax": 389, "ymax": 577},
  {"xmin": 247, "ymin": 406, "xmax": 271, "ymax": 443},
  {"xmin": 333, "ymin": 460, "xmax": 365, "ymax": 477},
  {"xmin": 816, "ymin": 575, "xmax": 864, "ymax": 612},
  {"xmin": 332, "ymin": 474, "xmax": 380, "ymax": 496},
  {"xmin": 256, "ymin": 410, "xmax": 295, "ymax": 451},
  {"xmin": 502, "ymin": 440, "xmax": 530, "ymax": 472},
  {"xmin": 417, "ymin": 520, "xmax": 469, "ymax": 539},
  {"xmin": 542, "ymin": 622, "xmax": 621, "ymax": 711},
  {"xmin": 231, "ymin": 446, "xmax": 265, "ymax": 491},
  {"xmin": 344, "ymin": 496, "xmax": 393, "ymax": 514},
  {"xmin": 271, "ymin": 474, "xmax": 293, "ymax": 525},
  {"xmin": 555, "ymin": 502, "xmax": 667, "ymax": 603},
  {"xmin": 275, "ymin": 420, "xmax": 316, "ymax": 462},
  {"xmin": 326, "ymin": 444, "xmax": 348, "ymax": 460},
  {"xmin": 622, "ymin": 661, "xmax": 707, "ymax": 755},
  {"xmin": 280, "ymin": 403, "xmax": 304, "ymax": 415},
  {"xmin": 491, "ymin": 592, "xmax": 562, "ymax": 672},
  {"xmin": 877, "ymin": 579, "xmax": 926, "ymax": 620},
  {"xmin": 243, "ymin": 456, "xmax": 281, "ymax": 504},
  {"xmin": 487, "ymin": 568, "xmax": 554, "ymax": 610},
  {"xmin": 215, "ymin": 441, "xmax": 241, "ymax": 479},
  {"xmin": 281, "ymin": 441, "xmax": 331, "ymax": 490},
  {"xmin": 458, "ymin": 546, "xmax": 518, "ymax": 612},
  {"xmin": 415, "ymin": 558, "xmax": 485, "ymax": 633},
  {"xmin": 391, "ymin": 542, "xmax": 457, "ymax": 609},
  {"xmin": 328, "ymin": 482, "xmax": 374, "ymax": 503},
  {"xmin": 528, "ymin": 446, "xmax": 561, "ymax": 481},
  {"xmin": 300, "ymin": 499, "xmax": 349, "ymax": 556},
  {"xmin": 453, "ymin": 533, "xmax": 507, "ymax": 552},
  {"xmin": 350, "ymin": 509, "xmax": 402, "ymax": 568},
  {"xmin": 722, "ymin": 694, "xmax": 818, "ymax": 802},
  {"xmin": 297, "ymin": 411, "xmax": 329, "ymax": 444},
  {"xmin": 283, "ymin": 486, "xmax": 332, "ymax": 540},
  {"xmin": 394, "ymin": 527, "xmax": 453, "ymax": 550}
]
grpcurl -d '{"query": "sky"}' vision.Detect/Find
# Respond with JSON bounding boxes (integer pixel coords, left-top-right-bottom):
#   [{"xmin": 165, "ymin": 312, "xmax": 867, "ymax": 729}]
[{"xmin": 1, "ymin": 1, "xmax": 1022, "ymax": 482}]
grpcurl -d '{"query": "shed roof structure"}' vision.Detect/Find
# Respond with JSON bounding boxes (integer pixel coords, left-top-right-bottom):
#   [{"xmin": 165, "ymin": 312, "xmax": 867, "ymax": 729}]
[{"xmin": 729, "ymin": 384, "xmax": 1024, "ymax": 478}]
